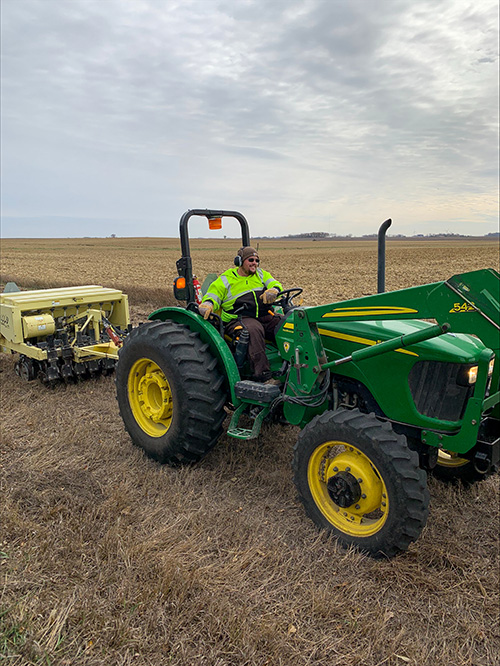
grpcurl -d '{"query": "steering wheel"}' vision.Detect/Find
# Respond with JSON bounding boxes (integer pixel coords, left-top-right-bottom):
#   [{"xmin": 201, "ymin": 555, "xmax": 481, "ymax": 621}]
[{"xmin": 274, "ymin": 288, "xmax": 303, "ymax": 312}]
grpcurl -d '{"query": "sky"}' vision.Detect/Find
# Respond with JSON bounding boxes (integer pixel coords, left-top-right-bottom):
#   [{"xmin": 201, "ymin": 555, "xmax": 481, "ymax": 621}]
[{"xmin": 1, "ymin": 0, "xmax": 498, "ymax": 239}]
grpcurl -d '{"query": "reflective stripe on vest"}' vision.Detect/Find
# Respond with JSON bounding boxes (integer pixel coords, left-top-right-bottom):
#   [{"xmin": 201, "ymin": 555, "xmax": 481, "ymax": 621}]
[{"xmin": 258, "ymin": 267, "xmax": 276, "ymax": 288}]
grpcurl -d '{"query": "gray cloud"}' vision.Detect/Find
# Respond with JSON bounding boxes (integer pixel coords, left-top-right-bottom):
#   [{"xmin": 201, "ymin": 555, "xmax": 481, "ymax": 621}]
[{"xmin": 1, "ymin": 0, "xmax": 498, "ymax": 238}]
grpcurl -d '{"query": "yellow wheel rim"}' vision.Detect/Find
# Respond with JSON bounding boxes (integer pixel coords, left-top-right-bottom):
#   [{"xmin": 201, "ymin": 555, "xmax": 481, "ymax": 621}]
[
  {"xmin": 308, "ymin": 441, "xmax": 389, "ymax": 537},
  {"xmin": 436, "ymin": 450, "xmax": 469, "ymax": 468},
  {"xmin": 128, "ymin": 358, "xmax": 173, "ymax": 437}
]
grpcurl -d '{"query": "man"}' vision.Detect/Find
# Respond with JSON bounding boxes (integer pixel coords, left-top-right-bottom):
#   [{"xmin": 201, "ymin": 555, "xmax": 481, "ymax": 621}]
[{"xmin": 199, "ymin": 246, "xmax": 283, "ymax": 382}]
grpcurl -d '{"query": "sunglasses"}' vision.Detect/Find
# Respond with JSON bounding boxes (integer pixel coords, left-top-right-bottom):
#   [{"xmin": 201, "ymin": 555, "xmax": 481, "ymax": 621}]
[{"xmin": 246, "ymin": 257, "xmax": 259, "ymax": 263}]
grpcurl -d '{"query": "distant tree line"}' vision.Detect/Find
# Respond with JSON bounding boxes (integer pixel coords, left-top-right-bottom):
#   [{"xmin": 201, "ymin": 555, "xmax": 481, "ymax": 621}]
[
  {"xmin": 281, "ymin": 232, "xmax": 331, "ymax": 239},
  {"xmin": 257, "ymin": 231, "xmax": 499, "ymax": 240}
]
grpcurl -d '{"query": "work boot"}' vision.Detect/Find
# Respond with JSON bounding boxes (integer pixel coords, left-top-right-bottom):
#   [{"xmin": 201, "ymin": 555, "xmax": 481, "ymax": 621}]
[
  {"xmin": 254, "ymin": 371, "xmax": 281, "ymax": 386},
  {"xmin": 264, "ymin": 377, "xmax": 282, "ymax": 386},
  {"xmin": 254, "ymin": 371, "xmax": 272, "ymax": 383}
]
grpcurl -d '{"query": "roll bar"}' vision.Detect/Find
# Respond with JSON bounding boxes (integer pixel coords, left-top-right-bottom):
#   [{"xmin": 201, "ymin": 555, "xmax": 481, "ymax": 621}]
[
  {"xmin": 176, "ymin": 209, "xmax": 251, "ymax": 303},
  {"xmin": 175, "ymin": 209, "xmax": 392, "ymax": 302}
]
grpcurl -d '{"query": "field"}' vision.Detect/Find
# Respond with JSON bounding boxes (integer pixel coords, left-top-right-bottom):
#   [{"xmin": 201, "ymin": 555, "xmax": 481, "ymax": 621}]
[
  {"xmin": 1, "ymin": 237, "xmax": 497, "ymax": 308},
  {"xmin": 1, "ymin": 238, "xmax": 499, "ymax": 666}
]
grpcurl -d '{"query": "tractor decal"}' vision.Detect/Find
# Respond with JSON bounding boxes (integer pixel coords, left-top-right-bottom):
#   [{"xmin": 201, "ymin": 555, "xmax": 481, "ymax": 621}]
[
  {"xmin": 449, "ymin": 302, "xmax": 476, "ymax": 313},
  {"xmin": 317, "ymin": 328, "xmax": 419, "ymax": 357},
  {"xmin": 322, "ymin": 306, "xmax": 418, "ymax": 318}
]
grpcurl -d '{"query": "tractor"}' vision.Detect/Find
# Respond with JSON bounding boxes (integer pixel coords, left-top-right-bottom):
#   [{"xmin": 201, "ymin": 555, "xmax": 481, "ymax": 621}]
[{"xmin": 116, "ymin": 209, "xmax": 499, "ymax": 558}]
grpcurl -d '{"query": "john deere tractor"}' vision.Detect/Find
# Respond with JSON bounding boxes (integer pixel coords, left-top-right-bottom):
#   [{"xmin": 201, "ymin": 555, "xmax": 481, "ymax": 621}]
[{"xmin": 116, "ymin": 210, "xmax": 499, "ymax": 558}]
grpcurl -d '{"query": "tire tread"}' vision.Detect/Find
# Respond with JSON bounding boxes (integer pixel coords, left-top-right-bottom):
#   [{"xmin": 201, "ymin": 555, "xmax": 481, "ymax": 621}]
[
  {"xmin": 116, "ymin": 320, "xmax": 227, "ymax": 465},
  {"xmin": 293, "ymin": 408, "xmax": 429, "ymax": 558}
]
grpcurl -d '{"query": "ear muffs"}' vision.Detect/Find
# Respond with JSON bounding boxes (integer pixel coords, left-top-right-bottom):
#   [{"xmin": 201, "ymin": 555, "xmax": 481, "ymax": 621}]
[{"xmin": 234, "ymin": 251, "xmax": 243, "ymax": 267}]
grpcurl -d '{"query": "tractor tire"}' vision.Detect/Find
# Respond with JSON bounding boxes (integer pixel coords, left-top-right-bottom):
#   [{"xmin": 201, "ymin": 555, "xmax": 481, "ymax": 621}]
[
  {"xmin": 116, "ymin": 320, "xmax": 227, "ymax": 465},
  {"xmin": 432, "ymin": 451, "xmax": 494, "ymax": 486},
  {"xmin": 293, "ymin": 408, "xmax": 430, "ymax": 558}
]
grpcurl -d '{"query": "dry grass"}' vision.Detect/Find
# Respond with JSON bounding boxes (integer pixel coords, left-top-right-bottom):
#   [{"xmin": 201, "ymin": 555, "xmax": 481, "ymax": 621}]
[{"xmin": 1, "ymin": 238, "xmax": 499, "ymax": 665}]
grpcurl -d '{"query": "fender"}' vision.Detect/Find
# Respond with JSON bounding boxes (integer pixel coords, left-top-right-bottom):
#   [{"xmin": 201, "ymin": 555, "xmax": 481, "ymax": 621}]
[{"xmin": 148, "ymin": 306, "xmax": 242, "ymax": 406}]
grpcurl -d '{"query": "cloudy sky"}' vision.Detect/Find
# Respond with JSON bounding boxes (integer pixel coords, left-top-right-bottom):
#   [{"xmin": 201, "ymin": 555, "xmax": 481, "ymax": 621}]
[{"xmin": 1, "ymin": 0, "xmax": 498, "ymax": 238}]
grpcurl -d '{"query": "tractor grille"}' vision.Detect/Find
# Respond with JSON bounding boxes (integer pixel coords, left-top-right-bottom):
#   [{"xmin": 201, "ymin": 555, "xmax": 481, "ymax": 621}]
[{"xmin": 408, "ymin": 361, "xmax": 473, "ymax": 422}]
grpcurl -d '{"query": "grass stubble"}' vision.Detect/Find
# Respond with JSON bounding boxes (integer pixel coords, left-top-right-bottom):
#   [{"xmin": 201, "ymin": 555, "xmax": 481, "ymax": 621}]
[{"xmin": 1, "ymin": 238, "xmax": 499, "ymax": 665}]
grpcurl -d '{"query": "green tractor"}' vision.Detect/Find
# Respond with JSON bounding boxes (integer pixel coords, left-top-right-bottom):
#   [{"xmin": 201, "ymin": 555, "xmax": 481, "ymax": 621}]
[{"xmin": 116, "ymin": 209, "xmax": 499, "ymax": 558}]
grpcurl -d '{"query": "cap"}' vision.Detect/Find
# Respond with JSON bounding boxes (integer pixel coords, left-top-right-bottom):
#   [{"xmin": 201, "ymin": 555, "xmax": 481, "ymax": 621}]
[{"xmin": 238, "ymin": 246, "xmax": 259, "ymax": 262}]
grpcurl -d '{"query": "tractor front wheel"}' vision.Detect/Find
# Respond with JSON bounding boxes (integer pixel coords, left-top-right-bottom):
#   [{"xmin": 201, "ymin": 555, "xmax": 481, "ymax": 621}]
[
  {"xmin": 293, "ymin": 409, "xmax": 430, "ymax": 558},
  {"xmin": 116, "ymin": 320, "xmax": 227, "ymax": 465}
]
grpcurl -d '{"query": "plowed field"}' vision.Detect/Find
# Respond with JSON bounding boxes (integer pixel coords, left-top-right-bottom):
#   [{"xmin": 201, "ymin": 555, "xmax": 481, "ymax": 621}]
[{"xmin": 1, "ymin": 237, "xmax": 497, "ymax": 306}]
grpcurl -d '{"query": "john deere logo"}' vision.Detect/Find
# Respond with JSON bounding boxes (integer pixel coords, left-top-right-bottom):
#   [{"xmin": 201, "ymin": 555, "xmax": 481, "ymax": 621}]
[
  {"xmin": 283, "ymin": 342, "xmax": 290, "ymax": 353},
  {"xmin": 449, "ymin": 302, "xmax": 475, "ymax": 313}
]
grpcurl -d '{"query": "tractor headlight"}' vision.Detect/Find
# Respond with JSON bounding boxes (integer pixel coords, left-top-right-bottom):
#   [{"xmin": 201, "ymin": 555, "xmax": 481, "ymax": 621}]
[
  {"xmin": 467, "ymin": 365, "xmax": 478, "ymax": 385},
  {"xmin": 457, "ymin": 364, "xmax": 478, "ymax": 386},
  {"xmin": 488, "ymin": 357, "xmax": 495, "ymax": 377}
]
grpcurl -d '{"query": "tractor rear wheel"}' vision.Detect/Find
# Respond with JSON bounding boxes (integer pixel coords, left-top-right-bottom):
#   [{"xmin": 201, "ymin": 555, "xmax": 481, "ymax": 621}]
[
  {"xmin": 116, "ymin": 320, "xmax": 227, "ymax": 465},
  {"xmin": 293, "ymin": 408, "xmax": 430, "ymax": 558}
]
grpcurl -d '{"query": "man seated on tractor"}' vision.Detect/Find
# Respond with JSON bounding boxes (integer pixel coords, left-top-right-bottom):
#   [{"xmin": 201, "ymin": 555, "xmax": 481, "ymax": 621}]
[{"xmin": 198, "ymin": 246, "xmax": 283, "ymax": 382}]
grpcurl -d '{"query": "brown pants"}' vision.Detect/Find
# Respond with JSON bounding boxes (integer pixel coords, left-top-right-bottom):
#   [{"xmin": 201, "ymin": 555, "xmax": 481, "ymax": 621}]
[{"xmin": 225, "ymin": 313, "xmax": 283, "ymax": 379}]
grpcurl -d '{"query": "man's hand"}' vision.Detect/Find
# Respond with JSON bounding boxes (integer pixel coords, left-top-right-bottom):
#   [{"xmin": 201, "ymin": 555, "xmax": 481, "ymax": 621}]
[
  {"xmin": 261, "ymin": 288, "xmax": 279, "ymax": 304},
  {"xmin": 198, "ymin": 302, "xmax": 213, "ymax": 320}
]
